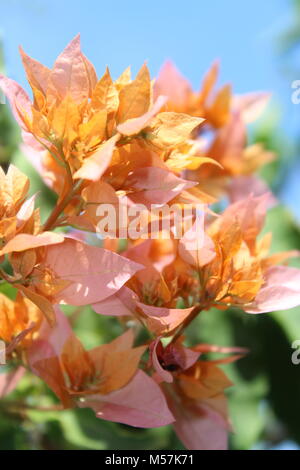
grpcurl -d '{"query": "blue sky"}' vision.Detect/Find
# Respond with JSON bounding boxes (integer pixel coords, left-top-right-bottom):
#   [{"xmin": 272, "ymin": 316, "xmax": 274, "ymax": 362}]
[
  {"xmin": 0, "ymin": 0, "xmax": 299, "ymax": 218},
  {"xmin": 0, "ymin": 0, "xmax": 296, "ymax": 131},
  {"xmin": 0, "ymin": 0, "xmax": 292, "ymax": 93}
]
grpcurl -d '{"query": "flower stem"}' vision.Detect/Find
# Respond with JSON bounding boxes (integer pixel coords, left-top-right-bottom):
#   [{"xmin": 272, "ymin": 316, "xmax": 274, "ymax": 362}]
[
  {"xmin": 42, "ymin": 179, "xmax": 83, "ymax": 232},
  {"xmin": 170, "ymin": 305, "xmax": 202, "ymax": 344}
]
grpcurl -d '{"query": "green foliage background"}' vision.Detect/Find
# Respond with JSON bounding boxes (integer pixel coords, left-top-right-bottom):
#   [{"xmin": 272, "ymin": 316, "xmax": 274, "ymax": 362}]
[{"xmin": 0, "ymin": 2, "xmax": 300, "ymax": 451}]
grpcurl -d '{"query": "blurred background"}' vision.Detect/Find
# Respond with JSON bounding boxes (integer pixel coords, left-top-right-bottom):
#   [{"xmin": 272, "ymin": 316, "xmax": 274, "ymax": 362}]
[{"xmin": 0, "ymin": 0, "xmax": 300, "ymax": 450}]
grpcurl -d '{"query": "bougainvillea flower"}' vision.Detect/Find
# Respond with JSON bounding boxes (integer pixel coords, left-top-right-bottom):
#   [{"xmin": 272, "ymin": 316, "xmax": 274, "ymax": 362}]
[
  {"xmin": 68, "ymin": 156, "xmax": 219, "ymax": 236},
  {"xmin": 168, "ymin": 376, "xmax": 230, "ymax": 450},
  {"xmin": 92, "ymin": 219, "xmax": 216, "ymax": 335},
  {"xmin": 0, "ymin": 164, "xmax": 30, "ymax": 247},
  {"xmin": 8, "ymin": 238, "xmax": 143, "ymax": 324},
  {"xmin": 33, "ymin": 238, "xmax": 143, "ymax": 305},
  {"xmin": 69, "ymin": 166, "xmax": 202, "ymax": 234},
  {"xmin": 164, "ymin": 194, "xmax": 300, "ymax": 315},
  {"xmin": 0, "ymin": 292, "xmax": 42, "ymax": 355},
  {"xmin": 245, "ymin": 265, "xmax": 300, "ymax": 313},
  {"xmin": 154, "ymin": 61, "xmax": 274, "ymax": 199},
  {"xmin": 189, "ymin": 115, "xmax": 275, "ymax": 198},
  {"xmin": 149, "ymin": 338, "xmax": 238, "ymax": 449},
  {"xmin": 154, "ymin": 60, "xmax": 270, "ymax": 128},
  {"xmin": 150, "ymin": 337, "xmax": 200, "ymax": 383},
  {"xmin": 120, "ymin": 166, "xmax": 197, "ymax": 206},
  {"xmin": 29, "ymin": 313, "xmax": 174, "ymax": 428},
  {"xmin": 79, "ymin": 369, "xmax": 175, "ymax": 428},
  {"xmin": 92, "ymin": 239, "xmax": 199, "ymax": 336},
  {"xmin": 92, "ymin": 279, "xmax": 196, "ymax": 337},
  {"xmin": 227, "ymin": 175, "xmax": 278, "ymax": 206},
  {"xmin": 0, "ymin": 36, "xmax": 215, "ymax": 218},
  {"xmin": 31, "ymin": 326, "xmax": 144, "ymax": 404},
  {"xmin": 95, "ymin": 195, "xmax": 300, "ymax": 331},
  {"xmin": 0, "ymin": 164, "xmax": 29, "ymax": 216},
  {"xmin": 1, "ymin": 236, "xmax": 143, "ymax": 325},
  {"xmin": 154, "ymin": 60, "xmax": 230, "ymax": 127},
  {"xmin": 0, "ymin": 165, "xmax": 64, "ymax": 256}
]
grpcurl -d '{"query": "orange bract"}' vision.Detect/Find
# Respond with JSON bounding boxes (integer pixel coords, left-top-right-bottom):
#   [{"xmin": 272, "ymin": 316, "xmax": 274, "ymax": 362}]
[
  {"xmin": 154, "ymin": 61, "xmax": 274, "ymax": 199},
  {"xmin": 1, "ymin": 37, "xmax": 211, "ymax": 189},
  {"xmin": 0, "ymin": 292, "xmax": 42, "ymax": 352},
  {"xmin": 32, "ymin": 329, "xmax": 145, "ymax": 406}
]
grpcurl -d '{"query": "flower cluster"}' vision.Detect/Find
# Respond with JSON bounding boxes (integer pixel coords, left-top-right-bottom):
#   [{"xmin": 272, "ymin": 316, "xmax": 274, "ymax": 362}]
[{"xmin": 0, "ymin": 36, "xmax": 300, "ymax": 450}]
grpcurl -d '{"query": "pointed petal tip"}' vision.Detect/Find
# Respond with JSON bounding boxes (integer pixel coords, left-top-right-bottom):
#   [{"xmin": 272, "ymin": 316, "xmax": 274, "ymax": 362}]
[{"xmin": 61, "ymin": 33, "xmax": 82, "ymax": 54}]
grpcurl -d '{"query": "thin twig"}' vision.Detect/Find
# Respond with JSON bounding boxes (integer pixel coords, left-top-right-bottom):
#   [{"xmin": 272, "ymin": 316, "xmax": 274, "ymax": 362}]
[
  {"xmin": 0, "ymin": 401, "xmax": 64, "ymax": 412},
  {"xmin": 170, "ymin": 304, "xmax": 202, "ymax": 344},
  {"xmin": 42, "ymin": 179, "xmax": 83, "ymax": 231}
]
